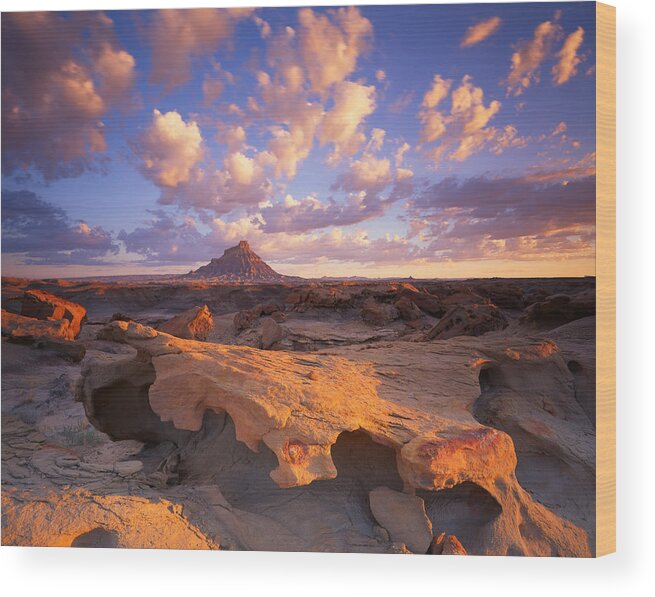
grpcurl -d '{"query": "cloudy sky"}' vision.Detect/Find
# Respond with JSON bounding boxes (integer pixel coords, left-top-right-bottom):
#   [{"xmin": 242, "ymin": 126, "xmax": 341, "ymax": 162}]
[{"xmin": 1, "ymin": 3, "xmax": 596, "ymax": 278}]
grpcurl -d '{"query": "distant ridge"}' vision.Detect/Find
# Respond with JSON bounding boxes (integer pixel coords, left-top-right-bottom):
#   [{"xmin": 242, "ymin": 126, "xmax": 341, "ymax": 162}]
[{"xmin": 186, "ymin": 240, "xmax": 289, "ymax": 282}]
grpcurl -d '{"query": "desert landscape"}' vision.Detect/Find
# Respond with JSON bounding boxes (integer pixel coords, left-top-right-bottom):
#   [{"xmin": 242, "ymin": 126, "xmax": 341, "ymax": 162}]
[
  {"xmin": 2, "ymin": 4, "xmax": 598, "ymax": 556},
  {"xmin": 1, "ymin": 241, "xmax": 596, "ymax": 555}
]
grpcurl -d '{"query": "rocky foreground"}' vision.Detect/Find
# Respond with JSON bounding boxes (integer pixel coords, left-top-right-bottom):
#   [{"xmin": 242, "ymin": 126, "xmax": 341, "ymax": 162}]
[{"xmin": 1, "ymin": 276, "xmax": 595, "ymax": 555}]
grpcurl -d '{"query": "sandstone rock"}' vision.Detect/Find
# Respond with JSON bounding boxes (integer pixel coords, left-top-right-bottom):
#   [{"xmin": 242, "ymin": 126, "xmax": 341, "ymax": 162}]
[
  {"xmin": 425, "ymin": 303, "xmax": 508, "ymax": 340},
  {"xmin": 361, "ymin": 298, "xmax": 399, "ymax": 326},
  {"xmin": 397, "ymin": 287, "xmax": 445, "ymax": 317},
  {"xmin": 428, "ymin": 532, "xmax": 467, "ymax": 555},
  {"xmin": 394, "ymin": 296, "xmax": 424, "ymax": 321},
  {"xmin": 369, "ymin": 487, "xmax": 433, "ymax": 553},
  {"xmin": 261, "ymin": 317, "xmax": 284, "ymax": 349},
  {"xmin": 233, "ymin": 308, "xmax": 259, "ymax": 332},
  {"xmin": 187, "ymin": 240, "xmax": 287, "ymax": 282},
  {"xmin": 110, "ymin": 312, "xmax": 135, "ymax": 322},
  {"xmin": 158, "ymin": 305, "xmax": 214, "ymax": 341},
  {"xmin": 2, "ymin": 309, "xmax": 70, "ymax": 340},
  {"xmin": 286, "ymin": 284, "xmax": 356, "ymax": 311},
  {"xmin": 21, "ymin": 290, "xmax": 86, "ymax": 339},
  {"xmin": 474, "ymin": 283, "xmax": 525, "ymax": 310},
  {"xmin": 1, "ymin": 310, "xmax": 87, "ymax": 361},
  {"xmin": 521, "ymin": 290, "xmax": 595, "ymax": 329},
  {"xmin": 73, "ymin": 321, "xmax": 592, "ymax": 556},
  {"xmin": 270, "ymin": 311, "xmax": 287, "ymax": 323},
  {"xmin": 113, "ymin": 460, "xmax": 143, "ymax": 476},
  {"xmin": 257, "ymin": 302, "xmax": 283, "ymax": 316},
  {"xmin": 2, "ymin": 489, "xmax": 218, "ymax": 549}
]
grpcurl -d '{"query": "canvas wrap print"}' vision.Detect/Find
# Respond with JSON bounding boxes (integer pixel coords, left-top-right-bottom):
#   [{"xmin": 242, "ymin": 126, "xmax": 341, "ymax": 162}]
[{"xmin": 1, "ymin": 3, "xmax": 612, "ymax": 556}]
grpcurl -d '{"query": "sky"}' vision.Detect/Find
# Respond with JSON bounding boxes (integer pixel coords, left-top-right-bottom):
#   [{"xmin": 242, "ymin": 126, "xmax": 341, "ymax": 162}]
[{"xmin": 1, "ymin": 2, "xmax": 597, "ymax": 279}]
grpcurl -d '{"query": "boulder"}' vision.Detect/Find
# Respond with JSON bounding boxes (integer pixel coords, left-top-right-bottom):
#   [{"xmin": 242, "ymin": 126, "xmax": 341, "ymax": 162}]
[
  {"xmin": 425, "ymin": 304, "xmax": 508, "ymax": 340},
  {"xmin": 369, "ymin": 487, "xmax": 433, "ymax": 554},
  {"xmin": 2, "ymin": 309, "xmax": 70, "ymax": 340},
  {"xmin": 428, "ymin": 532, "xmax": 467, "ymax": 555},
  {"xmin": 20, "ymin": 290, "xmax": 86, "ymax": 339},
  {"xmin": 521, "ymin": 290, "xmax": 595, "ymax": 329},
  {"xmin": 474, "ymin": 283, "xmax": 525, "ymax": 310},
  {"xmin": 158, "ymin": 305, "xmax": 214, "ymax": 341},
  {"xmin": 394, "ymin": 296, "xmax": 424, "ymax": 321},
  {"xmin": 1, "ymin": 310, "xmax": 86, "ymax": 361},
  {"xmin": 234, "ymin": 303, "xmax": 285, "ymax": 332},
  {"xmin": 234, "ymin": 309, "xmax": 259, "ymax": 332},
  {"xmin": 261, "ymin": 317, "xmax": 285, "ymax": 349},
  {"xmin": 361, "ymin": 298, "xmax": 399, "ymax": 326},
  {"xmin": 396, "ymin": 287, "xmax": 445, "ymax": 317},
  {"xmin": 286, "ymin": 285, "xmax": 356, "ymax": 311}
]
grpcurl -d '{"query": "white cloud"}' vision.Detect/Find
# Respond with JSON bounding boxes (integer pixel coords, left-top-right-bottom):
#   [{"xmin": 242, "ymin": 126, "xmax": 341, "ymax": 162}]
[
  {"xmin": 148, "ymin": 8, "xmax": 253, "ymax": 90},
  {"xmin": 135, "ymin": 110, "xmax": 203, "ymax": 187},
  {"xmin": 505, "ymin": 19, "xmax": 561, "ymax": 96},
  {"xmin": 320, "ymin": 81, "xmax": 376, "ymax": 162},
  {"xmin": 297, "ymin": 6, "xmax": 372, "ymax": 95},
  {"xmin": 418, "ymin": 75, "xmax": 501, "ymax": 163},
  {"xmin": 552, "ymin": 27, "xmax": 585, "ymax": 85}
]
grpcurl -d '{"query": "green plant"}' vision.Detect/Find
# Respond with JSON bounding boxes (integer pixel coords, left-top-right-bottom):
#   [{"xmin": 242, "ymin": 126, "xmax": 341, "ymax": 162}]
[{"xmin": 58, "ymin": 421, "xmax": 102, "ymax": 447}]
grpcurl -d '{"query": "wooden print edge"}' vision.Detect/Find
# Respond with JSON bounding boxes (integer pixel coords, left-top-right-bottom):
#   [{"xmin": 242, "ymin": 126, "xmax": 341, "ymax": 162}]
[{"xmin": 595, "ymin": 1, "xmax": 616, "ymax": 557}]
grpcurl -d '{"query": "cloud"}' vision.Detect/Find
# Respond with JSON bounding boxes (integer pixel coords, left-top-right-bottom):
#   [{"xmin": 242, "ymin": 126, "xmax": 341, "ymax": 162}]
[
  {"xmin": 551, "ymin": 121, "xmax": 568, "ymax": 136},
  {"xmin": 418, "ymin": 75, "xmax": 501, "ymax": 163},
  {"xmin": 408, "ymin": 172, "xmax": 595, "ymax": 261},
  {"xmin": 147, "ymin": 8, "xmax": 253, "ymax": 90},
  {"xmin": 297, "ymin": 6, "xmax": 373, "ymax": 96},
  {"xmin": 1, "ymin": 11, "xmax": 137, "ymax": 181},
  {"xmin": 320, "ymin": 81, "xmax": 376, "ymax": 162},
  {"xmin": 395, "ymin": 142, "xmax": 411, "ymax": 167},
  {"xmin": 552, "ymin": 27, "xmax": 585, "ymax": 85},
  {"xmin": 421, "ymin": 75, "xmax": 452, "ymax": 111},
  {"xmin": 522, "ymin": 151, "xmax": 596, "ymax": 183},
  {"xmin": 117, "ymin": 208, "xmax": 419, "ymax": 268},
  {"xmin": 505, "ymin": 19, "xmax": 561, "ymax": 96},
  {"xmin": 1, "ymin": 190, "xmax": 118, "ymax": 265},
  {"xmin": 375, "ymin": 70, "xmax": 387, "ymax": 82},
  {"xmin": 259, "ymin": 191, "xmax": 392, "ymax": 234},
  {"xmin": 118, "ymin": 210, "xmax": 209, "ymax": 265},
  {"xmin": 254, "ymin": 61, "xmax": 325, "ymax": 178},
  {"xmin": 489, "ymin": 125, "xmax": 528, "ymax": 155},
  {"xmin": 134, "ymin": 110, "xmax": 203, "ymax": 187},
  {"xmin": 461, "ymin": 16, "xmax": 502, "ymax": 48}
]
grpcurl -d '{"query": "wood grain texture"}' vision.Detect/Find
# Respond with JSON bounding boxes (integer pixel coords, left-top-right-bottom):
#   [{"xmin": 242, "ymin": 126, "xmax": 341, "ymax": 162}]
[{"xmin": 595, "ymin": 1, "xmax": 616, "ymax": 557}]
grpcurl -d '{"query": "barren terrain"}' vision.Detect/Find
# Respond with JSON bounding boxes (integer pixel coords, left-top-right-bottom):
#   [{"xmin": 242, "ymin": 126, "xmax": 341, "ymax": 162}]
[{"xmin": 1, "ymin": 270, "xmax": 596, "ymax": 555}]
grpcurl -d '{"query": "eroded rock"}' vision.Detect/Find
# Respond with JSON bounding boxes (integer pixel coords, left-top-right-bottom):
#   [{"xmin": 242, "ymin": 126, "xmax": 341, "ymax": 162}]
[
  {"xmin": 425, "ymin": 303, "xmax": 508, "ymax": 340},
  {"xmin": 21, "ymin": 290, "xmax": 86, "ymax": 339},
  {"xmin": 158, "ymin": 305, "xmax": 214, "ymax": 341},
  {"xmin": 361, "ymin": 298, "xmax": 399, "ymax": 326},
  {"xmin": 521, "ymin": 290, "xmax": 595, "ymax": 329},
  {"xmin": 369, "ymin": 487, "xmax": 433, "ymax": 553},
  {"xmin": 72, "ymin": 321, "xmax": 592, "ymax": 556}
]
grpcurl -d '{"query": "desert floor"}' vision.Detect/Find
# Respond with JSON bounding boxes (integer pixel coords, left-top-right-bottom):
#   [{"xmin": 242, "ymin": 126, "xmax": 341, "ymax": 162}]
[{"xmin": 1, "ymin": 276, "xmax": 595, "ymax": 555}]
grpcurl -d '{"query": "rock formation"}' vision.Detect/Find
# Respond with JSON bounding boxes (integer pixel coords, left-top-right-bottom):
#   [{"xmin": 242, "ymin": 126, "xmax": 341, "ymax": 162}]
[
  {"xmin": 17, "ymin": 290, "xmax": 87, "ymax": 340},
  {"xmin": 361, "ymin": 298, "xmax": 399, "ymax": 326},
  {"xmin": 1, "ymin": 275, "xmax": 596, "ymax": 554},
  {"xmin": 425, "ymin": 303, "xmax": 508, "ymax": 340},
  {"xmin": 521, "ymin": 290, "xmax": 595, "ymax": 329},
  {"xmin": 158, "ymin": 305, "xmax": 214, "ymax": 341},
  {"xmin": 70, "ymin": 320, "xmax": 592, "ymax": 556},
  {"xmin": 187, "ymin": 241, "xmax": 287, "ymax": 282}
]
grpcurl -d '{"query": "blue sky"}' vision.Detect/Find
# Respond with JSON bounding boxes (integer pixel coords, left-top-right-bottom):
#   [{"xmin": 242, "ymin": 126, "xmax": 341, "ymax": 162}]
[{"xmin": 2, "ymin": 3, "xmax": 597, "ymax": 278}]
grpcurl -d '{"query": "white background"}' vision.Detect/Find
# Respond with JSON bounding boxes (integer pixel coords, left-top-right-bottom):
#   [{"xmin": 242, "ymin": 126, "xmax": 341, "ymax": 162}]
[{"xmin": 1, "ymin": 0, "xmax": 653, "ymax": 594}]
